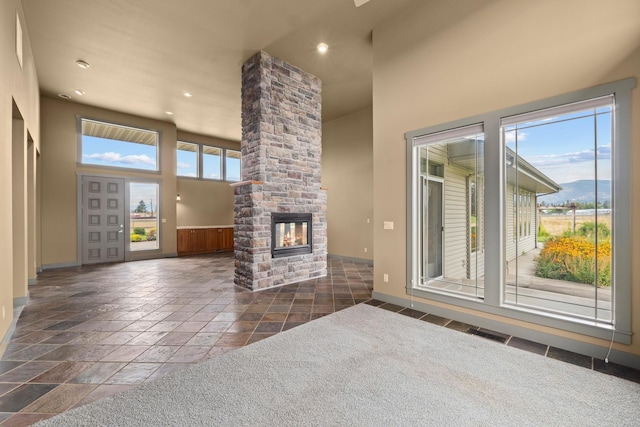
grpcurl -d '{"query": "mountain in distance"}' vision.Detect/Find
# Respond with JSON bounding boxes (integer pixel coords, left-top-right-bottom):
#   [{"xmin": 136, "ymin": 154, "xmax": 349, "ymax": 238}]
[{"xmin": 538, "ymin": 180, "xmax": 611, "ymax": 206}]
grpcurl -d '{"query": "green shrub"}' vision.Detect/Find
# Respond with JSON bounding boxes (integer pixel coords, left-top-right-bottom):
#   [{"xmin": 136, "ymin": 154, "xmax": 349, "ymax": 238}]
[
  {"xmin": 537, "ymin": 223, "xmax": 551, "ymax": 242},
  {"xmin": 577, "ymin": 221, "xmax": 610, "ymax": 241},
  {"xmin": 535, "ymin": 254, "xmax": 568, "ymax": 281},
  {"xmin": 133, "ymin": 227, "xmax": 146, "ymax": 236},
  {"xmin": 130, "ymin": 233, "xmax": 144, "ymax": 242}
]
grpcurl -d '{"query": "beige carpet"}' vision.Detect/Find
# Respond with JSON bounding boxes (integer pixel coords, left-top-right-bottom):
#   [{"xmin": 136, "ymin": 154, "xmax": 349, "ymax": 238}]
[{"xmin": 37, "ymin": 304, "xmax": 640, "ymax": 426}]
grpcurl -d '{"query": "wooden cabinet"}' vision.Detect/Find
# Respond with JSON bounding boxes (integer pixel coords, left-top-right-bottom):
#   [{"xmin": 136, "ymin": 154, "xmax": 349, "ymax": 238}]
[
  {"xmin": 205, "ymin": 228, "xmax": 221, "ymax": 252},
  {"xmin": 221, "ymin": 228, "xmax": 234, "ymax": 251},
  {"xmin": 177, "ymin": 229, "xmax": 191, "ymax": 254},
  {"xmin": 177, "ymin": 227, "xmax": 233, "ymax": 255},
  {"xmin": 191, "ymin": 229, "xmax": 207, "ymax": 253}
]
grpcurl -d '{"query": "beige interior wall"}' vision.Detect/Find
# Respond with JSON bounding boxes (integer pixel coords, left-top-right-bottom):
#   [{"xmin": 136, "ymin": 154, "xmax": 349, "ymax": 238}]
[
  {"xmin": 36, "ymin": 148, "xmax": 42, "ymax": 270},
  {"xmin": 372, "ymin": 0, "xmax": 640, "ymax": 354},
  {"xmin": 27, "ymin": 135, "xmax": 37, "ymax": 281},
  {"xmin": 12, "ymin": 118, "xmax": 27, "ymax": 300},
  {"xmin": 176, "ymin": 179, "xmax": 235, "ymax": 226},
  {"xmin": 176, "ymin": 131, "xmax": 238, "ymax": 227},
  {"xmin": 40, "ymin": 98, "xmax": 178, "ymax": 266},
  {"xmin": 0, "ymin": 0, "xmax": 40, "ymax": 349},
  {"xmin": 322, "ymin": 106, "xmax": 373, "ymax": 260}
]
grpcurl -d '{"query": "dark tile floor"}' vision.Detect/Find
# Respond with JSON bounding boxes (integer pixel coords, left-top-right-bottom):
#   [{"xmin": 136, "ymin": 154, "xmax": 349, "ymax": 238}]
[
  {"xmin": 0, "ymin": 254, "xmax": 372, "ymax": 426},
  {"xmin": 368, "ymin": 299, "xmax": 640, "ymax": 384},
  {"xmin": 1, "ymin": 254, "xmax": 638, "ymax": 426}
]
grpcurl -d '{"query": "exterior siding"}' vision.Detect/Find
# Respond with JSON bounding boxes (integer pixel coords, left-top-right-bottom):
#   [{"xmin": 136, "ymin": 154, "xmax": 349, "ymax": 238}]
[
  {"xmin": 468, "ymin": 176, "xmax": 485, "ymax": 280},
  {"xmin": 421, "ymin": 145, "xmax": 486, "ymax": 283},
  {"xmin": 443, "ymin": 164, "xmax": 467, "ymax": 279},
  {"xmin": 506, "ymin": 185, "xmax": 537, "ymax": 265}
]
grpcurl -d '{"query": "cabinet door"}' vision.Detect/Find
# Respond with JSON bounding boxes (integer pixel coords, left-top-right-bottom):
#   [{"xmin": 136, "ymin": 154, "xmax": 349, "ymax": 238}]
[
  {"xmin": 205, "ymin": 228, "xmax": 220, "ymax": 251},
  {"xmin": 177, "ymin": 229, "xmax": 191, "ymax": 255},
  {"xmin": 191, "ymin": 229, "xmax": 207, "ymax": 253},
  {"xmin": 221, "ymin": 228, "xmax": 234, "ymax": 251}
]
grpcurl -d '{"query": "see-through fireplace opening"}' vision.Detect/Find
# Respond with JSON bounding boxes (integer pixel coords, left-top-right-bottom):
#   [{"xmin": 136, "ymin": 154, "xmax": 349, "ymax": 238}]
[{"xmin": 271, "ymin": 213, "xmax": 313, "ymax": 258}]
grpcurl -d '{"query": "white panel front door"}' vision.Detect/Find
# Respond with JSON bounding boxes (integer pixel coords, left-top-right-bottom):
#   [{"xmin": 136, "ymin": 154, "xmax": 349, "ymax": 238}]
[{"xmin": 82, "ymin": 176, "xmax": 125, "ymax": 264}]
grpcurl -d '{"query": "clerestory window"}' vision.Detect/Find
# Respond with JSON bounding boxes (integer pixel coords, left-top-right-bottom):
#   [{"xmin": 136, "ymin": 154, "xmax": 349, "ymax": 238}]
[{"xmin": 177, "ymin": 142, "xmax": 241, "ymax": 182}]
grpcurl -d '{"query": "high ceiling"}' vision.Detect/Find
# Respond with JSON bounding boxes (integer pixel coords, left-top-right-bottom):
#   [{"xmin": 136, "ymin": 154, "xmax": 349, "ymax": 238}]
[{"xmin": 22, "ymin": 0, "xmax": 415, "ymax": 141}]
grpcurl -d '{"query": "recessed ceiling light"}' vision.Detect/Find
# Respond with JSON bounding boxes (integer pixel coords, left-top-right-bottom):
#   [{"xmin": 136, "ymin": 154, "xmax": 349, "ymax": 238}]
[
  {"xmin": 317, "ymin": 43, "xmax": 329, "ymax": 54},
  {"xmin": 165, "ymin": 111, "xmax": 174, "ymax": 115},
  {"xmin": 183, "ymin": 91, "xmax": 192, "ymax": 97},
  {"xmin": 57, "ymin": 93, "xmax": 71, "ymax": 99},
  {"xmin": 74, "ymin": 89, "xmax": 85, "ymax": 96},
  {"xmin": 76, "ymin": 59, "xmax": 90, "ymax": 69}
]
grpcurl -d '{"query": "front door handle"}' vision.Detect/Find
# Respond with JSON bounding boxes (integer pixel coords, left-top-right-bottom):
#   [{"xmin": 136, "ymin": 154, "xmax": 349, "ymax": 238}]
[{"xmin": 118, "ymin": 224, "xmax": 124, "ymax": 233}]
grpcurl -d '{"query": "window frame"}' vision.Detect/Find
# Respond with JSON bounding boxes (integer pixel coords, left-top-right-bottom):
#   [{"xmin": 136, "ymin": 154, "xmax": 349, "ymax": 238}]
[
  {"xmin": 129, "ymin": 180, "xmax": 161, "ymax": 253},
  {"xmin": 414, "ymin": 125, "xmax": 484, "ymax": 297},
  {"xmin": 225, "ymin": 148, "xmax": 242, "ymax": 182},
  {"xmin": 77, "ymin": 117, "xmax": 161, "ymax": 173},
  {"xmin": 405, "ymin": 78, "xmax": 634, "ymax": 344},
  {"xmin": 177, "ymin": 141, "xmax": 241, "ymax": 182},
  {"xmin": 202, "ymin": 145, "xmax": 224, "ymax": 181},
  {"xmin": 176, "ymin": 141, "xmax": 200, "ymax": 178}
]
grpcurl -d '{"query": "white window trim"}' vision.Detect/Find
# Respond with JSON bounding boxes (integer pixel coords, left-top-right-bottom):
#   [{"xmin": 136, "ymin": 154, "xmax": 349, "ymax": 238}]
[{"xmin": 405, "ymin": 78, "xmax": 635, "ymax": 344}]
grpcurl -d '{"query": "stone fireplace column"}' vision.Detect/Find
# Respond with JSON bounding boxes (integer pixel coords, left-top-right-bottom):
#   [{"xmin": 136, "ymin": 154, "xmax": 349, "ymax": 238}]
[{"xmin": 233, "ymin": 51, "xmax": 327, "ymax": 291}]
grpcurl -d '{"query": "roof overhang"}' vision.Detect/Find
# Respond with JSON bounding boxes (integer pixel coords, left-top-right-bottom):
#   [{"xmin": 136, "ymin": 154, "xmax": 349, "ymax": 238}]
[{"xmin": 446, "ymin": 139, "xmax": 561, "ymax": 195}]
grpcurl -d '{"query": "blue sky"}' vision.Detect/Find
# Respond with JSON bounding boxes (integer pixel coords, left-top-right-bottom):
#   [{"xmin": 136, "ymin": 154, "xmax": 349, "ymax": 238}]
[
  {"xmin": 84, "ymin": 136, "xmax": 241, "ymax": 181},
  {"xmin": 130, "ymin": 182, "xmax": 158, "ymax": 213},
  {"xmin": 177, "ymin": 149, "xmax": 198, "ymax": 177},
  {"xmin": 82, "ymin": 136, "xmax": 157, "ymax": 170},
  {"xmin": 203, "ymin": 152, "xmax": 221, "ymax": 179},
  {"xmin": 504, "ymin": 108, "xmax": 611, "ymax": 184}
]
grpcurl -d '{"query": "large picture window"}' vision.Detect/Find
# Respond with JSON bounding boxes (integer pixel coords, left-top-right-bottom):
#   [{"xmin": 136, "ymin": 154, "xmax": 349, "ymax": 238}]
[
  {"xmin": 80, "ymin": 119, "xmax": 159, "ymax": 171},
  {"xmin": 413, "ymin": 124, "xmax": 485, "ymax": 298},
  {"xmin": 406, "ymin": 78, "xmax": 634, "ymax": 343},
  {"xmin": 503, "ymin": 97, "xmax": 613, "ymax": 322}
]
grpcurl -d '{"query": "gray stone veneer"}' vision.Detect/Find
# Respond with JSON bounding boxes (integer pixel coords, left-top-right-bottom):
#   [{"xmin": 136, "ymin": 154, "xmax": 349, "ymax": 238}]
[{"xmin": 233, "ymin": 51, "xmax": 327, "ymax": 290}]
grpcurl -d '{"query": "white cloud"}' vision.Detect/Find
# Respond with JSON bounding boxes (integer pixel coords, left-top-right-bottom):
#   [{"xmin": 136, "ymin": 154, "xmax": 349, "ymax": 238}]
[
  {"xmin": 522, "ymin": 145, "xmax": 612, "ymax": 183},
  {"xmin": 83, "ymin": 152, "xmax": 156, "ymax": 167},
  {"xmin": 177, "ymin": 162, "xmax": 192, "ymax": 169},
  {"xmin": 504, "ymin": 131, "xmax": 527, "ymax": 144},
  {"xmin": 525, "ymin": 145, "xmax": 611, "ymax": 169}
]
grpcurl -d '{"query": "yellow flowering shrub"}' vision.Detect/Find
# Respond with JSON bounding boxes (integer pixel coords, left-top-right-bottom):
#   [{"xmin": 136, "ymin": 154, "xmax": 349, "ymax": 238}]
[{"xmin": 535, "ymin": 236, "xmax": 611, "ymax": 287}]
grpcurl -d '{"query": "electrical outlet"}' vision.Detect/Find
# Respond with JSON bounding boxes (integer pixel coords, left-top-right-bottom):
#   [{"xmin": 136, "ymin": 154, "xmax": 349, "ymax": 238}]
[
  {"xmin": 367, "ymin": 218, "xmax": 371, "ymax": 224},
  {"xmin": 2, "ymin": 306, "xmax": 5, "ymax": 319},
  {"xmin": 364, "ymin": 247, "xmax": 368, "ymax": 253},
  {"xmin": 383, "ymin": 274, "xmax": 389, "ymax": 282},
  {"xmin": 383, "ymin": 221, "xmax": 394, "ymax": 230}
]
